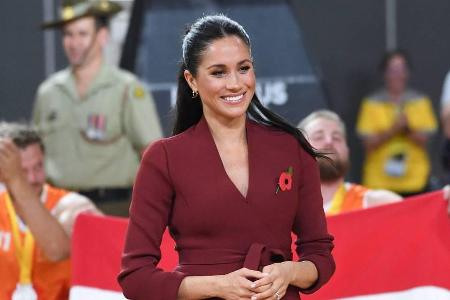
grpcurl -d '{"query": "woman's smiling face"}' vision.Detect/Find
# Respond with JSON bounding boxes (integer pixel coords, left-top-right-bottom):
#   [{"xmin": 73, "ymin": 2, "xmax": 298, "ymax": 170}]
[{"xmin": 184, "ymin": 35, "xmax": 256, "ymax": 123}]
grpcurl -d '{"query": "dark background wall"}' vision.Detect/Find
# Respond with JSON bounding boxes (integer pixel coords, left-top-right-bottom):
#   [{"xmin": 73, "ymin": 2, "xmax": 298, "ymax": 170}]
[
  {"xmin": 0, "ymin": 1, "xmax": 67, "ymax": 121},
  {"xmin": 0, "ymin": 1, "xmax": 46, "ymax": 122},
  {"xmin": 2, "ymin": 0, "xmax": 450, "ymax": 183}
]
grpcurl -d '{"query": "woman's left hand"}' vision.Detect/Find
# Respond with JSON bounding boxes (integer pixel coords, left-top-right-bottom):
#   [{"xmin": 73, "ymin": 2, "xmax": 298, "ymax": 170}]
[{"xmin": 249, "ymin": 261, "xmax": 293, "ymax": 300}]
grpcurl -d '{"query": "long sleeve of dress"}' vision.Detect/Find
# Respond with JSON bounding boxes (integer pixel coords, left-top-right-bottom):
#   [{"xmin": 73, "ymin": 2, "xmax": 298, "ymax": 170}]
[
  {"xmin": 293, "ymin": 147, "xmax": 335, "ymax": 294},
  {"xmin": 118, "ymin": 140, "xmax": 187, "ymax": 300}
]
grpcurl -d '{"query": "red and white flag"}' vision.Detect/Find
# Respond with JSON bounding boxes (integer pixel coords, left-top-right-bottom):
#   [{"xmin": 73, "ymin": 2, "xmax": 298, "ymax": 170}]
[
  {"xmin": 303, "ymin": 191, "xmax": 450, "ymax": 299},
  {"xmin": 69, "ymin": 191, "xmax": 450, "ymax": 299}
]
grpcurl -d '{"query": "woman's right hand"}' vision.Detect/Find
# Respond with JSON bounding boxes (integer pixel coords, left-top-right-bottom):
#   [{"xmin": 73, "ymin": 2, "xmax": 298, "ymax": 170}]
[{"xmin": 216, "ymin": 268, "xmax": 268, "ymax": 300}]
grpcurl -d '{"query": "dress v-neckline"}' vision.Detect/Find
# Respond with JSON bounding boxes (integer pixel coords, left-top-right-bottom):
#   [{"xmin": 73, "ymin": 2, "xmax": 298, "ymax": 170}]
[{"xmin": 200, "ymin": 117, "xmax": 252, "ymax": 201}]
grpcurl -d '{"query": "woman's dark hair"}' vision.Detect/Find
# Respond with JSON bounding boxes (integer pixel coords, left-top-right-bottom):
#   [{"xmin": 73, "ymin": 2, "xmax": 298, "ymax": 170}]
[
  {"xmin": 379, "ymin": 49, "xmax": 412, "ymax": 73},
  {"xmin": 172, "ymin": 14, "xmax": 321, "ymax": 158}
]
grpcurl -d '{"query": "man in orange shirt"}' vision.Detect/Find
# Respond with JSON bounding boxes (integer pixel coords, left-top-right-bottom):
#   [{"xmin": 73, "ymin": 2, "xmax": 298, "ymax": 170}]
[
  {"xmin": 0, "ymin": 122, "xmax": 99, "ymax": 300},
  {"xmin": 299, "ymin": 110, "xmax": 402, "ymax": 215}
]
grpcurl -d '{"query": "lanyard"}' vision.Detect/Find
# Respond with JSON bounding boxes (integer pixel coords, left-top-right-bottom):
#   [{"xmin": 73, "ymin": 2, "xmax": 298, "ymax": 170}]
[
  {"xmin": 327, "ymin": 183, "xmax": 347, "ymax": 216},
  {"xmin": 4, "ymin": 194, "xmax": 35, "ymax": 284}
]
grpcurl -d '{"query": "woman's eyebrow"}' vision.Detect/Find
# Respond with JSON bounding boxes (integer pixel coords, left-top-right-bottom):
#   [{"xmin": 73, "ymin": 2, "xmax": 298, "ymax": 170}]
[{"xmin": 206, "ymin": 59, "xmax": 252, "ymax": 70}]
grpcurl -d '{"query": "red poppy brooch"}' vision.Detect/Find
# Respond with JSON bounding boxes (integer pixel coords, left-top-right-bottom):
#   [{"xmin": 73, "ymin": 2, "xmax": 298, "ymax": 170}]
[{"xmin": 276, "ymin": 166, "xmax": 293, "ymax": 194}]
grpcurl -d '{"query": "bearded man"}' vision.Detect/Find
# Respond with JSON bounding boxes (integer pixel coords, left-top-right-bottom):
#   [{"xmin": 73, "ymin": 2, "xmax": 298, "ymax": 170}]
[{"xmin": 299, "ymin": 110, "xmax": 402, "ymax": 215}]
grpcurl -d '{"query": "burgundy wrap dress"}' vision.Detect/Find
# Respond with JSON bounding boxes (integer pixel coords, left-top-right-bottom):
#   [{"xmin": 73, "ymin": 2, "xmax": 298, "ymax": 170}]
[{"xmin": 118, "ymin": 117, "xmax": 335, "ymax": 299}]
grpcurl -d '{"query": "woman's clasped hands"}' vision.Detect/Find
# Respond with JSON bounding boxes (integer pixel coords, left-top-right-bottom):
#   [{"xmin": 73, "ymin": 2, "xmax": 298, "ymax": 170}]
[{"xmin": 218, "ymin": 262, "xmax": 293, "ymax": 300}]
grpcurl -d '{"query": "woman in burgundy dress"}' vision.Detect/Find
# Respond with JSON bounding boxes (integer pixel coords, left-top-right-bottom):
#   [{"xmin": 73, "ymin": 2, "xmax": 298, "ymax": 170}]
[{"xmin": 118, "ymin": 15, "xmax": 335, "ymax": 300}]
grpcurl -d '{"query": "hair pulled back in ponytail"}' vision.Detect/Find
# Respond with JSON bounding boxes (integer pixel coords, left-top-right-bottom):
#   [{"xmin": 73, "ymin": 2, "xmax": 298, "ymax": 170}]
[{"xmin": 173, "ymin": 14, "xmax": 322, "ymax": 159}]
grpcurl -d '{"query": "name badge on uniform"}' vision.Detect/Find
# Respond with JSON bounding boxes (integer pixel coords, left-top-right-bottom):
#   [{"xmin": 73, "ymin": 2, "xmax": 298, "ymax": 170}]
[
  {"xmin": 86, "ymin": 114, "xmax": 107, "ymax": 141},
  {"xmin": 12, "ymin": 283, "xmax": 37, "ymax": 300}
]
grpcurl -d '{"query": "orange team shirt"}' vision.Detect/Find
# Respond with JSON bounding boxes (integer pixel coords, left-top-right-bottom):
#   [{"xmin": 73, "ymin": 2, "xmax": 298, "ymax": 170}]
[
  {"xmin": 326, "ymin": 183, "xmax": 369, "ymax": 216},
  {"xmin": 0, "ymin": 185, "xmax": 71, "ymax": 300}
]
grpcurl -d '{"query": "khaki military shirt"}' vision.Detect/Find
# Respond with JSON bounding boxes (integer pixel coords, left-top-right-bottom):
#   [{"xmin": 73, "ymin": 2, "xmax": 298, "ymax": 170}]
[{"xmin": 33, "ymin": 63, "xmax": 162, "ymax": 190}]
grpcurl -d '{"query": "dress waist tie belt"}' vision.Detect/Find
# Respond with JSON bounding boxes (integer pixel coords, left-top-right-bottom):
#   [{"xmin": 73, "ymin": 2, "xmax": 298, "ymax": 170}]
[
  {"xmin": 179, "ymin": 243, "xmax": 292, "ymax": 271},
  {"xmin": 178, "ymin": 244, "xmax": 300, "ymax": 299}
]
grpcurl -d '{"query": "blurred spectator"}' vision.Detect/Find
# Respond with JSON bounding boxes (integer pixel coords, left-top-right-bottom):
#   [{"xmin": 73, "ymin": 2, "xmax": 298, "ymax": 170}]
[
  {"xmin": 356, "ymin": 50, "xmax": 437, "ymax": 197},
  {"xmin": 0, "ymin": 122, "xmax": 99, "ymax": 300},
  {"xmin": 299, "ymin": 110, "xmax": 402, "ymax": 215},
  {"xmin": 33, "ymin": 0, "xmax": 162, "ymax": 216}
]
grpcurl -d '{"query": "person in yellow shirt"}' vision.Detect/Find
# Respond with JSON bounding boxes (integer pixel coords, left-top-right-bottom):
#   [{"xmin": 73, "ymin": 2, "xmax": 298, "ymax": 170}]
[
  {"xmin": 356, "ymin": 50, "xmax": 437, "ymax": 196},
  {"xmin": 0, "ymin": 122, "xmax": 100, "ymax": 300},
  {"xmin": 299, "ymin": 110, "xmax": 402, "ymax": 216}
]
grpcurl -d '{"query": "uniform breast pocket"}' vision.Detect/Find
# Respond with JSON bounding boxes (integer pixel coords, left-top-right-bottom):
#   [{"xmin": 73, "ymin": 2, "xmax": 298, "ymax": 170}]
[
  {"xmin": 79, "ymin": 111, "xmax": 123, "ymax": 144},
  {"xmin": 79, "ymin": 87, "xmax": 126, "ymax": 144},
  {"xmin": 38, "ymin": 110, "xmax": 73, "ymax": 156},
  {"xmin": 40, "ymin": 109, "xmax": 68, "ymax": 133}
]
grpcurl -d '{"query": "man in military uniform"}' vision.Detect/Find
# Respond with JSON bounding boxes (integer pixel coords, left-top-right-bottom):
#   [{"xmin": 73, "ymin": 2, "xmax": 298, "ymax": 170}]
[{"xmin": 33, "ymin": 0, "xmax": 163, "ymax": 216}]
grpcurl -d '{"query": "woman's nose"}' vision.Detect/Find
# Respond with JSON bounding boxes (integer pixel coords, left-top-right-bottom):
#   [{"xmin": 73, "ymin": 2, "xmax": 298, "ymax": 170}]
[{"xmin": 226, "ymin": 72, "xmax": 241, "ymax": 90}]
